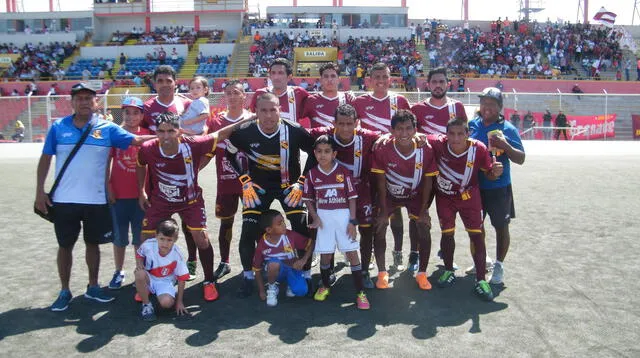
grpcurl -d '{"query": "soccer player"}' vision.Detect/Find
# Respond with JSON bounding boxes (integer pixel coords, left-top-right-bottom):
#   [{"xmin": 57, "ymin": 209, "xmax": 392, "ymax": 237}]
[
  {"xmin": 136, "ymin": 112, "xmax": 243, "ymax": 302},
  {"xmin": 411, "ymin": 66, "xmax": 470, "ymax": 269},
  {"xmin": 469, "ymin": 87, "xmax": 526, "ymax": 284},
  {"xmin": 107, "ymin": 97, "xmax": 151, "ymax": 290},
  {"xmin": 303, "ymin": 135, "xmax": 370, "ymax": 310},
  {"xmin": 352, "ymin": 62, "xmax": 412, "ymax": 272},
  {"xmin": 430, "ymin": 117, "xmax": 503, "ymax": 301},
  {"xmin": 308, "ymin": 104, "xmax": 379, "ymax": 288},
  {"xmin": 203, "ymin": 80, "xmax": 253, "ymax": 281},
  {"xmin": 371, "ymin": 110, "xmax": 438, "ymax": 290},
  {"xmin": 252, "ymin": 210, "xmax": 313, "ymax": 307},
  {"xmin": 227, "ymin": 92, "xmax": 316, "ymax": 297},
  {"xmin": 302, "ymin": 62, "xmax": 355, "ymax": 128},
  {"xmin": 134, "ymin": 219, "xmax": 189, "ymax": 321},
  {"xmin": 249, "ymin": 58, "xmax": 309, "ymax": 125}
]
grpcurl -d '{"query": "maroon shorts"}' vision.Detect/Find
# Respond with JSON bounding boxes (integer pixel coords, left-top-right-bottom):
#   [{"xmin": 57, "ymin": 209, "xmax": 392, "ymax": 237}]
[
  {"xmin": 142, "ymin": 199, "xmax": 207, "ymax": 234},
  {"xmin": 435, "ymin": 191, "xmax": 483, "ymax": 234},
  {"xmin": 215, "ymin": 193, "xmax": 240, "ymax": 219},
  {"xmin": 385, "ymin": 192, "xmax": 424, "ymax": 220},
  {"xmin": 356, "ymin": 186, "xmax": 374, "ymax": 227}
]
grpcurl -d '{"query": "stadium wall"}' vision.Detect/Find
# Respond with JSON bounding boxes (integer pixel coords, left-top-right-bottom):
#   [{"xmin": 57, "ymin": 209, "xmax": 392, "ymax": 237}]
[
  {"xmin": 80, "ymin": 44, "xmax": 189, "ymax": 59},
  {"xmin": 251, "ymin": 28, "xmax": 412, "ymax": 42},
  {"xmin": 0, "ymin": 33, "xmax": 82, "ymax": 46}
]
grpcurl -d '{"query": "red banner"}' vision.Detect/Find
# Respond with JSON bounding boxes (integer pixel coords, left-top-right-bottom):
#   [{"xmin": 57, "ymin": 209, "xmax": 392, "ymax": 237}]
[
  {"xmin": 633, "ymin": 115, "xmax": 640, "ymax": 139},
  {"xmin": 503, "ymin": 108, "xmax": 615, "ymax": 140}
]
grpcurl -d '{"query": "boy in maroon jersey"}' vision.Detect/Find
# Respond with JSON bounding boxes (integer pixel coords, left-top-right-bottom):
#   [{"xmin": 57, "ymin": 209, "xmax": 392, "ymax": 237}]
[
  {"xmin": 203, "ymin": 80, "xmax": 252, "ymax": 281},
  {"xmin": 352, "ymin": 62, "xmax": 412, "ymax": 272},
  {"xmin": 253, "ymin": 210, "xmax": 313, "ymax": 307},
  {"xmin": 371, "ymin": 110, "xmax": 438, "ymax": 290},
  {"xmin": 430, "ymin": 117, "xmax": 503, "ymax": 301},
  {"xmin": 302, "ymin": 63, "xmax": 355, "ymax": 128},
  {"xmin": 249, "ymin": 58, "xmax": 309, "ymax": 125},
  {"xmin": 303, "ymin": 135, "xmax": 370, "ymax": 310},
  {"xmin": 307, "ymin": 104, "xmax": 380, "ymax": 288}
]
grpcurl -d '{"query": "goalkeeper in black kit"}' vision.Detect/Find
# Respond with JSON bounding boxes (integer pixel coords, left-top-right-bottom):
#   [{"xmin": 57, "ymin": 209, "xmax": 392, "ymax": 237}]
[{"xmin": 227, "ymin": 92, "xmax": 316, "ymax": 297}]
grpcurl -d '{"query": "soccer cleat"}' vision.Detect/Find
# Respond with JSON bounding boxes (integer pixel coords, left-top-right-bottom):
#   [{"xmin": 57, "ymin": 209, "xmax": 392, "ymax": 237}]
[
  {"xmin": 266, "ymin": 284, "xmax": 278, "ymax": 307},
  {"xmin": 187, "ymin": 260, "xmax": 197, "ymax": 281},
  {"xmin": 141, "ymin": 303, "xmax": 157, "ymax": 322},
  {"xmin": 84, "ymin": 285, "xmax": 115, "ymax": 303},
  {"xmin": 368, "ymin": 257, "xmax": 375, "ymax": 270},
  {"xmin": 474, "ymin": 280, "xmax": 494, "ymax": 301},
  {"xmin": 311, "ymin": 254, "xmax": 319, "ymax": 268},
  {"xmin": 408, "ymin": 252, "xmax": 419, "ymax": 272},
  {"xmin": 237, "ymin": 278, "xmax": 254, "ymax": 298},
  {"xmin": 108, "ymin": 271, "xmax": 125, "ymax": 290},
  {"xmin": 465, "ymin": 255, "xmax": 494, "ymax": 275},
  {"xmin": 213, "ymin": 262, "xmax": 231, "ymax": 282},
  {"xmin": 393, "ymin": 251, "xmax": 405, "ymax": 271},
  {"xmin": 286, "ymin": 285, "xmax": 295, "ymax": 297},
  {"xmin": 203, "ymin": 281, "xmax": 219, "ymax": 301},
  {"xmin": 490, "ymin": 262, "xmax": 504, "ymax": 284},
  {"xmin": 437, "ymin": 270, "xmax": 456, "ymax": 288},
  {"xmin": 314, "ymin": 287, "xmax": 330, "ymax": 301},
  {"xmin": 51, "ymin": 289, "xmax": 72, "ymax": 312},
  {"xmin": 415, "ymin": 272, "xmax": 432, "ymax": 290},
  {"xmin": 362, "ymin": 271, "xmax": 374, "ymax": 289},
  {"xmin": 134, "ymin": 292, "xmax": 142, "ymax": 302},
  {"xmin": 375, "ymin": 272, "xmax": 389, "ymax": 289},
  {"xmin": 356, "ymin": 291, "xmax": 370, "ymax": 310}
]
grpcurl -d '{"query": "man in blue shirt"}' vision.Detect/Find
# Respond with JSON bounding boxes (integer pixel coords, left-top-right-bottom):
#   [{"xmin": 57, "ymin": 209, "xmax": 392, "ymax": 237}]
[
  {"xmin": 468, "ymin": 87, "xmax": 525, "ymax": 285},
  {"xmin": 35, "ymin": 83, "xmax": 155, "ymax": 312}
]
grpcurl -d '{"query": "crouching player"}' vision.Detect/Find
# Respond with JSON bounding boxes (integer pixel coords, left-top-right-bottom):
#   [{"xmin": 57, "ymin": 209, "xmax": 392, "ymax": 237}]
[
  {"xmin": 253, "ymin": 210, "xmax": 313, "ymax": 307},
  {"xmin": 134, "ymin": 219, "xmax": 189, "ymax": 321},
  {"xmin": 430, "ymin": 117, "xmax": 503, "ymax": 301},
  {"xmin": 371, "ymin": 110, "xmax": 439, "ymax": 290},
  {"xmin": 303, "ymin": 135, "xmax": 370, "ymax": 310}
]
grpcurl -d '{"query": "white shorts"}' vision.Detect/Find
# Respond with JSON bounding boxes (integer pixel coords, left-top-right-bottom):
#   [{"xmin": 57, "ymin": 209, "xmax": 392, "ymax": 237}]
[
  {"xmin": 314, "ymin": 208, "xmax": 359, "ymax": 254},
  {"xmin": 147, "ymin": 272, "xmax": 176, "ymax": 298}
]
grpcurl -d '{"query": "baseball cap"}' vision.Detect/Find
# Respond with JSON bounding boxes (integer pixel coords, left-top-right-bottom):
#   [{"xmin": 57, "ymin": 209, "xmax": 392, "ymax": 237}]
[
  {"xmin": 478, "ymin": 87, "xmax": 503, "ymax": 108},
  {"xmin": 121, "ymin": 96, "xmax": 144, "ymax": 110},
  {"xmin": 70, "ymin": 82, "xmax": 97, "ymax": 96}
]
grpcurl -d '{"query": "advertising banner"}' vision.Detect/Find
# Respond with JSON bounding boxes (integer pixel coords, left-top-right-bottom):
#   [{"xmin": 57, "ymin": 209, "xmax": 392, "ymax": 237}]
[{"xmin": 503, "ymin": 108, "xmax": 615, "ymax": 140}]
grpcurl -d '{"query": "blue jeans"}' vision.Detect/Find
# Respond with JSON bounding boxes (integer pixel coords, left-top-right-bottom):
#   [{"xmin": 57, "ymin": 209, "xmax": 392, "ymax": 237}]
[{"xmin": 265, "ymin": 259, "xmax": 308, "ymax": 296}]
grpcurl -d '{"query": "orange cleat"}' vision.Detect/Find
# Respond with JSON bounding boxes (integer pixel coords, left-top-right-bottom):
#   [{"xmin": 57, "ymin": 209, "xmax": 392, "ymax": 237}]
[
  {"xmin": 203, "ymin": 282, "xmax": 219, "ymax": 301},
  {"xmin": 416, "ymin": 272, "xmax": 432, "ymax": 290},
  {"xmin": 375, "ymin": 272, "xmax": 389, "ymax": 289}
]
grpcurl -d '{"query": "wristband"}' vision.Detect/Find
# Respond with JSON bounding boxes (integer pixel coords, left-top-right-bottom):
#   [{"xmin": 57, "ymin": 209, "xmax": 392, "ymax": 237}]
[{"xmin": 349, "ymin": 218, "xmax": 359, "ymax": 226}]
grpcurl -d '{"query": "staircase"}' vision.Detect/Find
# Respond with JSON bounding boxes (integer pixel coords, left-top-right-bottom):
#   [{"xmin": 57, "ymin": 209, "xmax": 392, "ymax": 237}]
[
  {"xmin": 418, "ymin": 44, "xmax": 430, "ymax": 73},
  {"xmin": 178, "ymin": 39, "xmax": 206, "ymax": 79},
  {"xmin": 228, "ymin": 35, "xmax": 252, "ymax": 78}
]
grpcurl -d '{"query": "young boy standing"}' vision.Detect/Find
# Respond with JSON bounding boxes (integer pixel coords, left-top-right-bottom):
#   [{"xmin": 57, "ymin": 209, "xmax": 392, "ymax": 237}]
[
  {"xmin": 430, "ymin": 117, "xmax": 503, "ymax": 301},
  {"xmin": 134, "ymin": 219, "xmax": 190, "ymax": 321},
  {"xmin": 108, "ymin": 97, "xmax": 151, "ymax": 289},
  {"xmin": 252, "ymin": 210, "xmax": 313, "ymax": 307},
  {"xmin": 303, "ymin": 135, "xmax": 370, "ymax": 310}
]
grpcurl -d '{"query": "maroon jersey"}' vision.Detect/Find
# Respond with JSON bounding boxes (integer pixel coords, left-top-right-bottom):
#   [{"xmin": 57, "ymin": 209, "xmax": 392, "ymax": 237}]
[
  {"xmin": 249, "ymin": 86, "xmax": 309, "ymax": 124},
  {"xmin": 142, "ymin": 96, "xmax": 192, "ymax": 133},
  {"xmin": 252, "ymin": 230, "xmax": 312, "ymax": 270},
  {"xmin": 303, "ymin": 162, "xmax": 358, "ymax": 210},
  {"xmin": 429, "ymin": 135, "xmax": 493, "ymax": 198},
  {"xmin": 371, "ymin": 139, "xmax": 439, "ymax": 200},
  {"xmin": 137, "ymin": 135, "xmax": 217, "ymax": 204},
  {"xmin": 206, "ymin": 111, "xmax": 252, "ymax": 196},
  {"xmin": 303, "ymin": 92, "xmax": 355, "ymax": 128},
  {"xmin": 352, "ymin": 93, "xmax": 410, "ymax": 133},
  {"xmin": 411, "ymin": 98, "xmax": 467, "ymax": 135}
]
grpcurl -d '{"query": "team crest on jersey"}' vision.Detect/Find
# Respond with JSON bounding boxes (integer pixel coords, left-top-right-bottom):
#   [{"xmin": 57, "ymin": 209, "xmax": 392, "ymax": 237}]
[
  {"xmin": 354, "ymin": 150, "xmax": 362, "ymax": 157},
  {"xmin": 91, "ymin": 129, "xmax": 102, "ymax": 139},
  {"xmin": 161, "ymin": 267, "xmax": 169, "ymax": 276},
  {"xmin": 336, "ymin": 174, "xmax": 344, "ymax": 183},
  {"xmin": 185, "ymin": 156, "xmax": 192, "ymax": 164},
  {"xmin": 391, "ymin": 104, "xmax": 398, "ymax": 111},
  {"xmin": 415, "ymin": 163, "xmax": 423, "ymax": 169},
  {"xmin": 142, "ymin": 218, "xmax": 148, "ymax": 227},
  {"xmin": 289, "ymin": 96, "xmax": 295, "ymax": 103},
  {"xmin": 280, "ymin": 141, "xmax": 289, "ymax": 149},
  {"xmin": 450, "ymin": 112, "xmax": 456, "ymax": 119},
  {"xmin": 466, "ymin": 161, "xmax": 474, "ymax": 168},
  {"xmin": 283, "ymin": 243, "xmax": 293, "ymax": 253}
]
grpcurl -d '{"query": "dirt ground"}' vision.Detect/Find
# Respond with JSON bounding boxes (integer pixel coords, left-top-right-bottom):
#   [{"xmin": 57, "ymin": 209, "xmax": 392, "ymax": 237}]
[{"xmin": 0, "ymin": 141, "xmax": 639, "ymax": 357}]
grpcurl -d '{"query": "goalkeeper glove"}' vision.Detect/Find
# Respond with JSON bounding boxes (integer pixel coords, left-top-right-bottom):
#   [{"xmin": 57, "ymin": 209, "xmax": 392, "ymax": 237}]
[
  {"xmin": 239, "ymin": 174, "xmax": 265, "ymax": 208},
  {"xmin": 283, "ymin": 176, "xmax": 305, "ymax": 208}
]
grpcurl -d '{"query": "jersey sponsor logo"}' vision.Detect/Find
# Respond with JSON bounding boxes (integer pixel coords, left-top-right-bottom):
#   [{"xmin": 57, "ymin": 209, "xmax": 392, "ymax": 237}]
[
  {"xmin": 155, "ymin": 163, "xmax": 166, "ymax": 167},
  {"xmin": 221, "ymin": 157, "xmax": 236, "ymax": 174},
  {"xmin": 62, "ymin": 132, "xmax": 72, "ymax": 138},
  {"xmin": 316, "ymin": 104, "xmax": 325, "ymax": 108},
  {"xmin": 437, "ymin": 175, "xmax": 454, "ymax": 192},
  {"xmin": 91, "ymin": 129, "xmax": 103, "ymax": 139},
  {"xmin": 365, "ymin": 106, "xmax": 374, "ymax": 111},
  {"xmin": 336, "ymin": 174, "xmax": 344, "ymax": 183},
  {"xmin": 388, "ymin": 163, "xmax": 398, "ymax": 168},
  {"xmin": 387, "ymin": 182, "xmax": 405, "ymax": 196},
  {"xmin": 324, "ymin": 188, "xmax": 338, "ymax": 198},
  {"xmin": 159, "ymin": 182, "xmax": 180, "ymax": 199},
  {"xmin": 250, "ymin": 142, "xmax": 260, "ymax": 148}
]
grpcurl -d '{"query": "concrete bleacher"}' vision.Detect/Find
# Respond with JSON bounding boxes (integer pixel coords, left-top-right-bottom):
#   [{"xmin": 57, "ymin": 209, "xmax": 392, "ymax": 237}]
[{"xmin": 195, "ymin": 57, "xmax": 229, "ymax": 77}]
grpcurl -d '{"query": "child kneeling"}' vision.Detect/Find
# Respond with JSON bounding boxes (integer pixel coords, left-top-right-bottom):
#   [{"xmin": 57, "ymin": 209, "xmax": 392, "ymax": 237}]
[
  {"xmin": 253, "ymin": 209, "xmax": 313, "ymax": 307},
  {"xmin": 135, "ymin": 219, "xmax": 190, "ymax": 321}
]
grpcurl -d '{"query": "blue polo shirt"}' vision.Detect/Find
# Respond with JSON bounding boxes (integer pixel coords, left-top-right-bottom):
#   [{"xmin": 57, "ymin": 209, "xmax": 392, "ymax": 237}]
[
  {"xmin": 43, "ymin": 114, "xmax": 135, "ymax": 204},
  {"xmin": 469, "ymin": 115, "xmax": 524, "ymax": 190}
]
